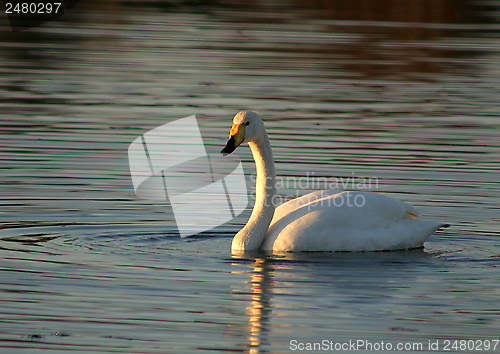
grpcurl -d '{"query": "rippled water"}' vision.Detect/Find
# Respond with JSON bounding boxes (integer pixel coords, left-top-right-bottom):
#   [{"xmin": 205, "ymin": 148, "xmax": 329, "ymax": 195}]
[{"xmin": 1, "ymin": 1, "xmax": 500, "ymax": 353}]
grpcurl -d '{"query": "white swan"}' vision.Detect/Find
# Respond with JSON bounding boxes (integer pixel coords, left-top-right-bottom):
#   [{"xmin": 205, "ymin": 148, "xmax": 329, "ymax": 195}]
[{"xmin": 221, "ymin": 111, "xmax": 449, "ymax": 253}]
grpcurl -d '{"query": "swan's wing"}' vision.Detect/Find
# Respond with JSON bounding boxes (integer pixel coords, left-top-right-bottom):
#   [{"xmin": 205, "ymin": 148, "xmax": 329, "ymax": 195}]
[
  {"xmin": 270, "ymin": 189, "xmax": 346, "ymax": 225},
  {"xmin": 271, "ymin": 189, "xmax": 418, "ymax": 226},
  {"xmin": 264, "ymin": 190, "xmax": 444, "ymax": 252},
  {"xmin": 271, "ymin": 190, "xmax": 415, "ymax": 231}
]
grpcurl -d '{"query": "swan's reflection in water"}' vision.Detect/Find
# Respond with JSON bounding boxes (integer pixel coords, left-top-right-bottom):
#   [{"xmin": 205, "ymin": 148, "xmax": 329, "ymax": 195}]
[
  {"xmin": 247, "ymin": 258, "xmax": 274, "ymax": 353},
  {"xmin": 230, "ymin": 254, "xmax": 275, "ymax": 354},
  {"xmin": 228, "ymin": 249, "xmax": 441, "ymax": 353}
]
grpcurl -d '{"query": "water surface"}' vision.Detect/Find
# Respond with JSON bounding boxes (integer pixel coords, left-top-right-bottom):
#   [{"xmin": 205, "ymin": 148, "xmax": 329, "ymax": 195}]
[{"xmin": 1, "ymin": 1, "xmax": 499, "ymax": 353}]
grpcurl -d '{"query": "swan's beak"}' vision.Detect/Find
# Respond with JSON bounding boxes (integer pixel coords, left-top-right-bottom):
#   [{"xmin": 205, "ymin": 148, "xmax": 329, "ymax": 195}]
[{"xmin": 221, "ymin": 123, "xmax": 246, "ymax": 156}]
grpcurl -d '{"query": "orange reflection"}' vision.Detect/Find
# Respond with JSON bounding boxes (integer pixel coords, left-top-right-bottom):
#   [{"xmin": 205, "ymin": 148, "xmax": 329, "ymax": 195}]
[{"xmin": 230, "ymin": 256, "xmax": 274, "ymax": 354}]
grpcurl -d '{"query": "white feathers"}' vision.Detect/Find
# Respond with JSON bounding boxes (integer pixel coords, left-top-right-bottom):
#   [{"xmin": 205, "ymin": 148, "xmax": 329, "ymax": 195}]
[
  {"xmin": 224, "ymin": 111, "xmax": 448, "ymax": 253},
  {"xmin": 263, "ymin": 190, "xmax": 446, "ymax": 252}
]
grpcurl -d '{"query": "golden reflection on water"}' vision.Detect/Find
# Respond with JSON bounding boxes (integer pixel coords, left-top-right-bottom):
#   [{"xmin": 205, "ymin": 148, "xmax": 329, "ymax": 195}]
[{"xmin": 230, "ymin": 256, "xmax": 274, "ymax": 353}]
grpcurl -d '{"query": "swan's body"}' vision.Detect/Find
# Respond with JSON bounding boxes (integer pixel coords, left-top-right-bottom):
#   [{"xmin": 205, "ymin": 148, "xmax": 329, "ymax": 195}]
[{"xmin": 221, "ymin": 111, "xmax": 448, "ymax": 253}]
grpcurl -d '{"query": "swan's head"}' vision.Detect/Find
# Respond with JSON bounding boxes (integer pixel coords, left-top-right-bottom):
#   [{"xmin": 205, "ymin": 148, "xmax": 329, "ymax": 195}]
[{"xmin": 221, "ymin": 111, "xmax": 264, "ymax": 155}]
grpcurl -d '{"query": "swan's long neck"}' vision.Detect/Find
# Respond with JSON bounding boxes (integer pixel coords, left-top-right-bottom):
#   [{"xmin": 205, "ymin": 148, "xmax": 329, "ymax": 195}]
[{"xmin": 232, "ymin": 131, "xmax": 276, "ymax": 251}]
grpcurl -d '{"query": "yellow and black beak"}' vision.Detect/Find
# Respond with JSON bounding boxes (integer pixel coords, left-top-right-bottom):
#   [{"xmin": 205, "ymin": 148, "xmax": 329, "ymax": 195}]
[{"xmin": 221, "ymin": 123, "xmax": 246, "ymax": 156}]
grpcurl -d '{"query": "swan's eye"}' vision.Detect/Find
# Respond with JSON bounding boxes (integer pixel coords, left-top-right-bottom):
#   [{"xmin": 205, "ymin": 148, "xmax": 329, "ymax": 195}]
[{"xmin": 245, "ymin": 121, "xmax": 250, "ymax": 126}]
